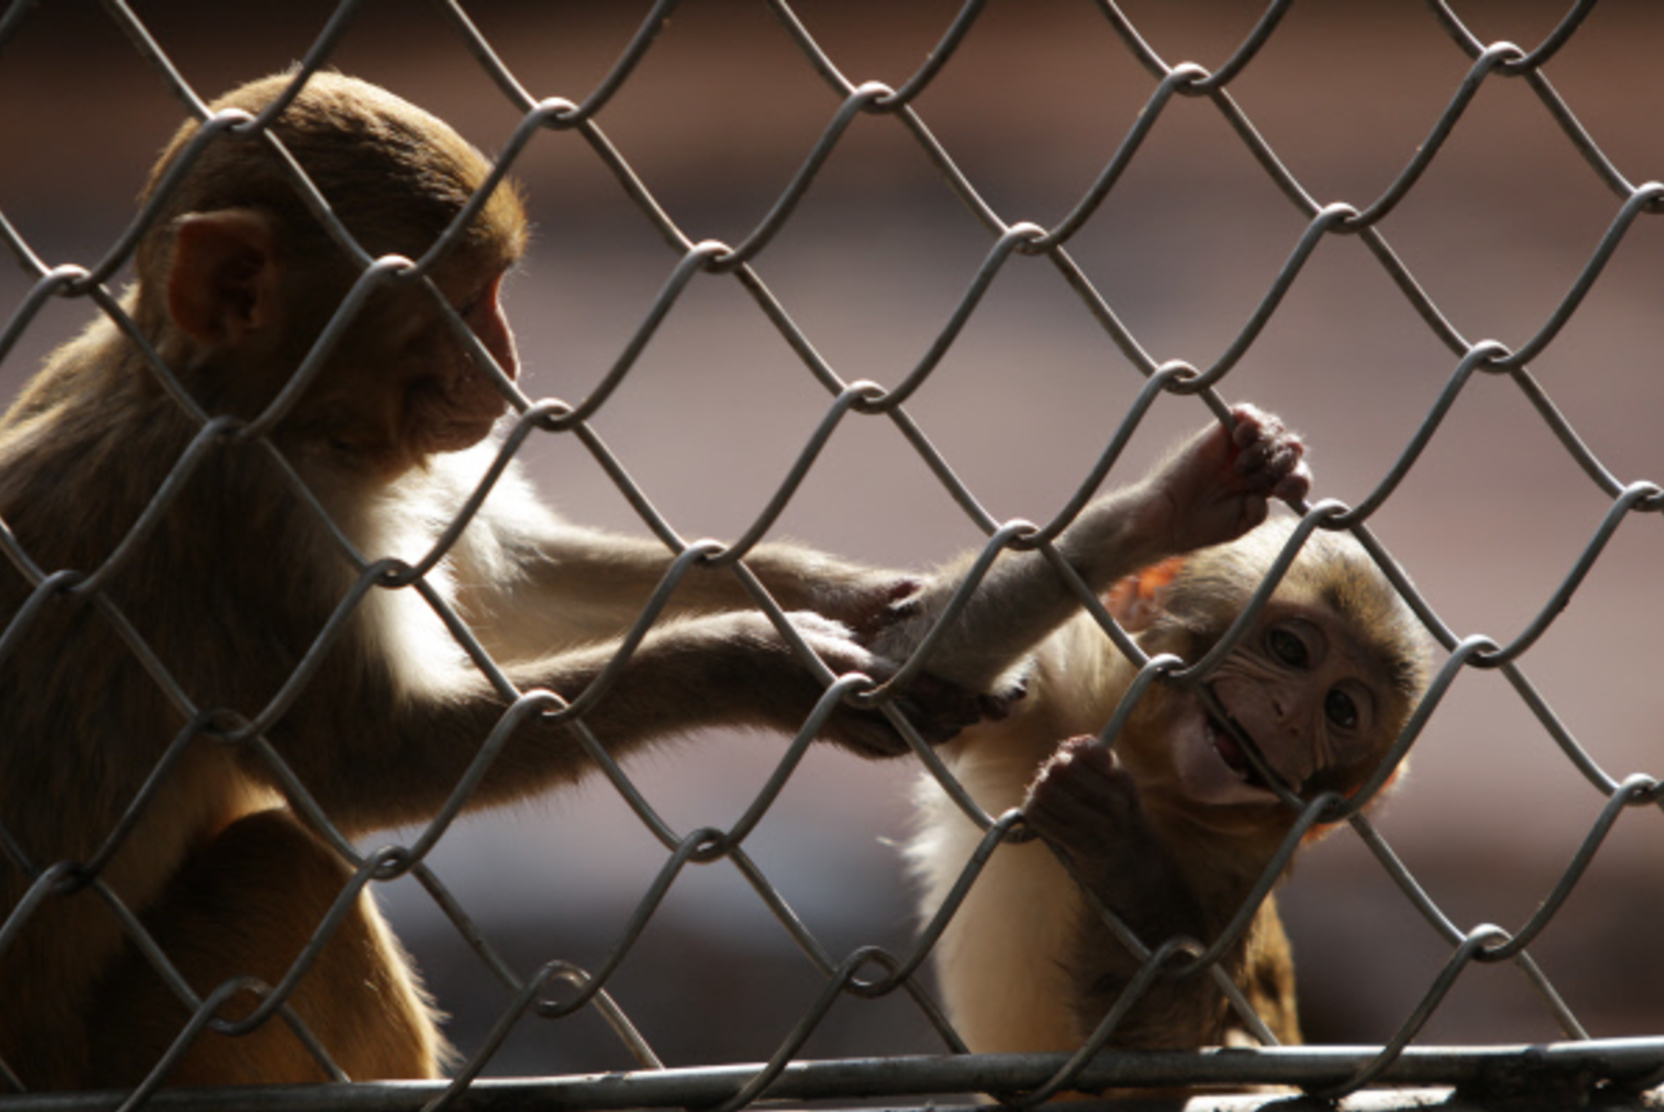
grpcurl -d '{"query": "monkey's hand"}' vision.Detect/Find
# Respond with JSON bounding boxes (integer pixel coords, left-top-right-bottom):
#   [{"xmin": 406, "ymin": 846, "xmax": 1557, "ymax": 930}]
[
  {"xmin": 1134, "ymin": 403, "xmax": 1311, "ymax": 561},
  {"xmin": 1024, "ymin": 737, "xmax": 1205, "ymax": 941},
  {"xmin": 814, "ymin": 571, "xmax": 928, "ymax": 643},
  {"xmin": 1024, "ymin": 737, "xmax": 1230, "ymax": 1049},
  {"xmin": 779, "ymin": 612, "xmax": 989, "ymax": 758},
  {"xmin": 732, "ymin": 544, "xmax": 928, "ymax": 642},
  {"xmin": 1025, "ymin": 737, "xmax": 1151, "ymax": 868}
]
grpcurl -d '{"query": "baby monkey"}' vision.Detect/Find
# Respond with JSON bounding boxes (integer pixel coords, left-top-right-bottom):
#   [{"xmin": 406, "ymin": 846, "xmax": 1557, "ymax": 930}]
[{"xmin": 887, "ymin": 408, "xmax": 1433, "ymax": 1079}]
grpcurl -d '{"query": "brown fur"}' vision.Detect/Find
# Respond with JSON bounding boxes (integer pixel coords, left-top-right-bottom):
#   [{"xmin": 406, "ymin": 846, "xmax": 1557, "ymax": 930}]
[
  {"xmin": 0, "ymin": 72, "xmax": 973, "ymax": 1088},
  {"xmin": 88, "ymin": 811, "xmax": 441, "ymax": 1085}
]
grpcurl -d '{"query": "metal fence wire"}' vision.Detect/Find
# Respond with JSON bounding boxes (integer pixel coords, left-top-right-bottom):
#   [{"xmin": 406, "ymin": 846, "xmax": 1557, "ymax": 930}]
[{"xmin": 0, "ymin": 0, "xmax": 1661, "ymax": 1108}]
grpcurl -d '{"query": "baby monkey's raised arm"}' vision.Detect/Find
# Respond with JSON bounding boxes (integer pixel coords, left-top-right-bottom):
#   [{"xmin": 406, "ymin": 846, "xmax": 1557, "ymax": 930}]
[{"xmin": 874, "ymin": 404, "xmax": 1312, "ymax": 692}]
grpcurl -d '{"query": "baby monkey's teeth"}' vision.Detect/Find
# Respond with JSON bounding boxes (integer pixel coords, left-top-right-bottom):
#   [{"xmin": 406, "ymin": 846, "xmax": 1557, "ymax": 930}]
[
  {"xmin": 1207, "ymin": 713, "xmax": 1273, "ymax": 790},
  {"xmin": 1206, "ymin": 716, "xmax": 1252, "ymax": 780}
]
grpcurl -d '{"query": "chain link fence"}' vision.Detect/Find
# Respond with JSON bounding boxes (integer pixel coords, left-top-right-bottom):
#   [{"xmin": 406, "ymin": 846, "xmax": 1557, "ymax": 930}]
[{"xmin": 0, "ymin": 0, "xmax": 1661, "ymax": 1108}]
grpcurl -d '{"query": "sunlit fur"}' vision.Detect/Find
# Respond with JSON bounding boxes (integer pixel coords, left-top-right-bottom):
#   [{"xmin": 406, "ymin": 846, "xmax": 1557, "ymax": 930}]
[{"xmin": 0, "ymin": 73, "xmax": 941, "ymax": 1089}]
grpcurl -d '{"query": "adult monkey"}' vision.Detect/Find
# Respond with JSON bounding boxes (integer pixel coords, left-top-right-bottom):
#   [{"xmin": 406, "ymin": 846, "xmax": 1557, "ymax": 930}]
[
  {"xmin": 0, "ymin": 72, "xmax": 991, "ymax": 1088},
  {"xmin": 888, "ymin": 417, "xmax": 1434, "ymax": 1092}
]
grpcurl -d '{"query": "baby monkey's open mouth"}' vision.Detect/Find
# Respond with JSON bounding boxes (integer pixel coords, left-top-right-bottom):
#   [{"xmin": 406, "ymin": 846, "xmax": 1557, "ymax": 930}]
[{"xmin": 1204, "ymin": 712, "xmax": 1273, "ymax": 792}]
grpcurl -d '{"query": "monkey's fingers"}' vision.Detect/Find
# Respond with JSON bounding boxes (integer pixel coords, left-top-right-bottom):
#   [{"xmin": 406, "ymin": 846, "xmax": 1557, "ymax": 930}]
[
  {"xmin": 1228, "ymin": 410, "xmax": 1301, "ymax": 479},
  {"xmin": 891, "ymin": 672, "xmax": 993, "ymax": 744},
  {"xmin": 978, "ymin": 682, "xmax": 1024, "ymax": 723},
  {"xmin": 1226, "ymin": 403, "xmax": 1289, "ymax": 453},
  {"xmin": 857, "ymin": 577, "xmax": 926, "ymax": 638},
  {"xmin": 816, "ymin": 671, "xmax": 988, "ymax": 757},
  {"xmin": 821, "ymin": 711, "xmax": 917, "ymax": 759},
  {"xmin": 1227, "ymin": 407, "xmax": 1311, "ymax": 506},
  {"xmin": 1024, "ymin": 737, "xmax": 1141, "ymax": 849}
]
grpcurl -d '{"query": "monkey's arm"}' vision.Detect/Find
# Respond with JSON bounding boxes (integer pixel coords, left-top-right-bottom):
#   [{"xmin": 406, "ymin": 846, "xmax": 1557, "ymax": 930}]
[
  {"xmin": 284, "ymin": 606, "xmax": 978, "ymax": 832},
  {"xmin": 1022, "ymin": 737, "xmax": 1242, "ymax": 1050},
  {"xmin": 874, "ymin": 405, "xmax": 1309, "ymax": 692},
  {"xmin": 502, "ymin": 527, "xmax": 913, "ymax": 641},
  {"xmin": 449, "ymin": 460, "xmax": 917, "ymax": 657}
]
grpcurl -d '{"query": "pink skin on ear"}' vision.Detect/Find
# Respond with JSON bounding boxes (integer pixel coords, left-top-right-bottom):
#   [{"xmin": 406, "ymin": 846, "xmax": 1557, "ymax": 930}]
[
  {"xmin": 166, "ymin": 210, "xmax": 281, "ymax": 351},
  {"xmin": 1105, "ymin": 557, "xmax": 1186, "ymax": 634}
]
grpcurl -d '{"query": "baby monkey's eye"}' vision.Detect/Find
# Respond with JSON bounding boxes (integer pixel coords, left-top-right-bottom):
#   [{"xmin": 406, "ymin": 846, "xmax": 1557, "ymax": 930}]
[
  {"xmin": 1267, "ymin": 627, "xmax": 1308, "ymax": 668},
  {"xmin": 1325, "ymin": 688, "xmax": 1359, "ymax": 730},
  {"xmin": 454, "ymin": 287, "xmax": 488, "ymax": 319},
  {"xmin": 453, "ymin": 271, "xmax": 506, "ymax": 321}
]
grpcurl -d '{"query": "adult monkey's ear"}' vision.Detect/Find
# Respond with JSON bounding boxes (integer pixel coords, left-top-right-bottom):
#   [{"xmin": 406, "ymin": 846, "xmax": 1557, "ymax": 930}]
[
  {"xmin": 1104, "ymin": 556, "xmax": 1186, "ymax": 633},
  {"xmin": 166, "ymin": 209, "xmax": 282, "ymax": 351}
]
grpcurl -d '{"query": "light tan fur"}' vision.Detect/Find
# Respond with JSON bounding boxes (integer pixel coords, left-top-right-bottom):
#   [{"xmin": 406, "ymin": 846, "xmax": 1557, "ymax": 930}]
[{"xmin": 910, "ymin": 614, "xmax": 1128, "ymax": 1053}]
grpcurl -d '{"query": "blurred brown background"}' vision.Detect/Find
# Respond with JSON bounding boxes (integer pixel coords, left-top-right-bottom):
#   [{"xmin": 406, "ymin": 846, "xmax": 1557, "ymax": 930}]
[{"xmin": 1, "ymin": 0, "xmax": 1659, "ymax": 1079}]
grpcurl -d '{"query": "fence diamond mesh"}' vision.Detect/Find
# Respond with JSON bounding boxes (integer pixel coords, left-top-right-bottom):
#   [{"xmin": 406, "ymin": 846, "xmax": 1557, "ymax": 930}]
[{"xmin": 0, "ymin": 1, "xmax": 1659, "ymax": 1109}]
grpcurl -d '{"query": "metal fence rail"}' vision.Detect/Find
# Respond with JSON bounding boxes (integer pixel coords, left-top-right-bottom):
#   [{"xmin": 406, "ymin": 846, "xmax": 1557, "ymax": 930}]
[{"xmin": 0, "ymin": 0, "xmax": 1660, "ymax": 1108}]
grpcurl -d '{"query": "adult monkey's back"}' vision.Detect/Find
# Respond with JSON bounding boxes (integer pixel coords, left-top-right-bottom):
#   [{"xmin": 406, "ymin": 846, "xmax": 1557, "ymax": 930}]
[{"xmin": 0, "ymin": 73, "xmax": 986, "ymax": 1088}]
